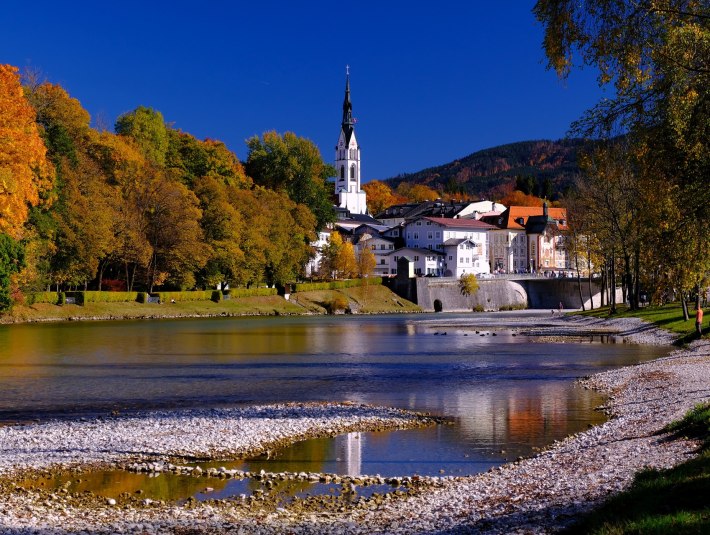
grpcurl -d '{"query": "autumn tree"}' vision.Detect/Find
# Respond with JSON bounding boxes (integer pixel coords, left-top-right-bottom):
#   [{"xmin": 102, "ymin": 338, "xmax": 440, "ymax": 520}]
[
  {"xmin": 535, "ymin": 1, "xmax": 710, "ymax": 308},
  {"xmin": 459, "ymin": 273, "xmax": 479, "ymax": 297},
  {"xmin": 0, "ymin": 64, "xmax": 55, "ymax": 238},
  {"xmin": 362, "ymin": 180, "xmax": 402, "ymax": 214},
  {"xmin": 357, "ymin": 246, "xmax": 377, "ymax": 279},
  {"xmin": 246, "ymin": 131, "xmax": 335, "ymax": 231},
  {"xmin": 498, "ymin": 190, "xmax": 545, "ymax": 207},
  {"xmin": 192, "ymin": 176, "xmax": 245, "ymax": 289},
  {"xmin": 337, "ymin": 241, "xmax": 358, "ymax": 279},
  {"xmin": 396, "ymin": 183, "xmax": 439, "ymax": 203}
]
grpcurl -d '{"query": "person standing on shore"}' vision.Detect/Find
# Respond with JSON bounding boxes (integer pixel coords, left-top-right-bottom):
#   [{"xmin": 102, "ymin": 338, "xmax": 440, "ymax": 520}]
[{"xmin": 696, "ymin": 306, "xmax": 704, "ymax": 338}]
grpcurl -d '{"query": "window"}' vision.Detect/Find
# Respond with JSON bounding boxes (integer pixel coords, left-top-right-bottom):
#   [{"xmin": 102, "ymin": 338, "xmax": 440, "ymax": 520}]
[
  {"xmin": 427, "ymin": 232, "xmax": 433, "ymax": 239},
  {"xmin": 394, "ymin": 256, "xmax": 399, "ymax": 261},
  {"xmin": 380, "ymin": 259, "xmax": 386, "ymax": 265},
  {"xmin": 414, "ymin": 233, "xmax": 419, "ymax": 239},
  {"xmin": 416, "ymin": 221, "xmax": 421, "ymax": 226},
  {"xmin": 388, "ymin": 244, "xmax": 394, "ymax": 250},
  {"xmin": 435, "ymin": 231, "xmax": 440, "ymax": 238},
  {"xmin": 448, "ymin": 255, "xmax": 453, "ymax": 260},
  {"xmin": 414, "ymin": 256, "xmax": 419, "ymax": 261},
  {"xmin": 340, "ymin": 166, "xmax": 344, "ymax": 179},
  {"xmin": 350, "ymin": 164, "xmax": 356, "ymax": 179},
  {"xmin": 426, "ymin": 221, "xmax": 431, "ymax": 226},
  {"xmin": 371, "ymin": 244, "xmax": 375, "ymax": 250},
  {"xmin": 380, "ymin": 244, "xmax": 386, "ymax": 250}
]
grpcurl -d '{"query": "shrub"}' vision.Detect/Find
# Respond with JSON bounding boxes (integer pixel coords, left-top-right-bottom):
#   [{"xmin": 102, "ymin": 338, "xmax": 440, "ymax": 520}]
[
  {"xmin": 136, "ymin": 292, "xmax": 148, "ymax": 304},
  {"xmin": 155, "ymin": 291, "xmax": 213, "ymax": 303},
  {"xmin": 211, "ymin": 290, "xmax": 223, "ymax": 303},
  {"xmin": 325, "ymin": 294, "xmax": 350, "ymax": 314},
  {"xmin": 58, "ymin": 292, "xmax": 66, "ymax": 305}
]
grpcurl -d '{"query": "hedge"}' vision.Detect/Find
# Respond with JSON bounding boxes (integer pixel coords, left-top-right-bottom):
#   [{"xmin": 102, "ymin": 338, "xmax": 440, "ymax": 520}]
[
  {"xmin": 80, "ymin": 291, "xmax": 140, "ymax": 303},
  {"xmin": 156, "ymin": 290, "xmax": 214, "ymax": 303},
  {"xmin": 293, "ymin": 278, "xmax": 382, "ymax": 292},
  {"xmin": 27, "ymin": 292, "xmax": 61, "ymax": 305},
  {"xmin": 225, "ymin": 288, "xmax": 278, "ymax": 298}
]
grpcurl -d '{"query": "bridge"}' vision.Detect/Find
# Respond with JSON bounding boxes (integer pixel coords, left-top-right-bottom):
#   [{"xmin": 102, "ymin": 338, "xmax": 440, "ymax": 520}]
[{"xmin": 385, "ymin": 275, "xmax": 619, "ymax": 313}]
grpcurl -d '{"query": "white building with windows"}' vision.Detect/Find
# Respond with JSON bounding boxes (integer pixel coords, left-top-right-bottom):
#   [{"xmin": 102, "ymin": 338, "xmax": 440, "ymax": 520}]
[
  {"xmin": 402, "ymin": 216, "xmax": 493, "ymax": 276},
  {"xmin": 388, "ymin": 248, "xmax": 444, "ymax": 276},
  {"xmin": 334, "ymin": 68, "xmax": 367, "ymax": 215}
]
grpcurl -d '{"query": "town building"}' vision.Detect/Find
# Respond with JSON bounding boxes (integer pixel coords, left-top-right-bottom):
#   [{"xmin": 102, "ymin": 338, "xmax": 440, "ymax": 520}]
[
  {"xmin": 402, "ymin": 216, "xmax": 494, "ymax": 277},
  {"xmin": 482, "ymin": 204, "xmax": 570, "ymax": 274}
]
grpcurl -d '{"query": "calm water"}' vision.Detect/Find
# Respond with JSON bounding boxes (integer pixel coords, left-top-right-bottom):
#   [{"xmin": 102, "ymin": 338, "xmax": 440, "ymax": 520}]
[{"xmin": 1, "ymin": 312, "xmax": 669, "ymax": 482}]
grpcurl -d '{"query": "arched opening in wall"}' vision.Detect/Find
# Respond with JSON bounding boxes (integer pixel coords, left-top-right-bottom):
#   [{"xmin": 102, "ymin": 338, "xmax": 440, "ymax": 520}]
[
  {"xmin": 340, "ymin": 165, "xmax": 345, "ymax": 179},
  {"xmin": 350, "ymin": 164, "xmax": 356, "ymax": 179},
  {"xmin": 434, "ymin": 299, "xmax": 443, "ymax": 312}
]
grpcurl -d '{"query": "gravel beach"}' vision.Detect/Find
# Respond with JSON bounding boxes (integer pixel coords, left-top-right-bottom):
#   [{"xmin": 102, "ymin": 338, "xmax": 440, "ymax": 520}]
[{"xmin": 0, "ymin": 314, "xmax": 707, "ymax": 534}]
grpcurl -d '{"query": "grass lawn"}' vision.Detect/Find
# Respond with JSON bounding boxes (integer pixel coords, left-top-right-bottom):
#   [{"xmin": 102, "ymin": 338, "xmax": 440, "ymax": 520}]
[
  {"xmin": 564, "ymin": 402, "xmax": 710, "ymax": 534},
  {"xmin": 2, "ymin": 287, "xmax": 420, "ymax": 323},
  {"xmin": 577, "ymin": 303, "xmax": 705, "ymax": 341}
]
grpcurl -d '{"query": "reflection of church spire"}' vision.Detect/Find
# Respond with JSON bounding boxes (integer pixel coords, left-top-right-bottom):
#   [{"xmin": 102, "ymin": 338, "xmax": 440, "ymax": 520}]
[{"xmin": 335, "ymin": 431, "xmax": 362, "ymax": 476}]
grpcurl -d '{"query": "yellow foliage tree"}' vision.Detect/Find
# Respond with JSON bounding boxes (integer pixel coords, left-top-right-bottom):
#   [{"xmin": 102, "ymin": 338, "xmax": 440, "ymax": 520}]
[{"xmin": 0, "ymin": 64, "xmax": 54, "ymax": 237}]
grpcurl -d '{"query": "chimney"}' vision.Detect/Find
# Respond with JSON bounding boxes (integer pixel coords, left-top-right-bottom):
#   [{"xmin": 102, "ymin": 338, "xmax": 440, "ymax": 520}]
[{"xmin": 543, "ymin": 202, "xmax": 548, "ymax": 217}]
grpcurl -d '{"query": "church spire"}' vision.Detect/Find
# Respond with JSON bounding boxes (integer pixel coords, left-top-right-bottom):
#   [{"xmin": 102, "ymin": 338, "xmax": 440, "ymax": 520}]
[{"xmin": 342, "ymin": 65, "xmax": 353, "ymax": 129}]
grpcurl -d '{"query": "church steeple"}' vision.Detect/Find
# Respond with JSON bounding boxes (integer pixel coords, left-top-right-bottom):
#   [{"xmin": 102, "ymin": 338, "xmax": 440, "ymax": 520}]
[
  {"xmin": 342, "ymin": 67, "xmax": 353, "ymax": 128},
  {"xmin": 334, "ymin": 66, "xmax": 367, "ymax": 215}
]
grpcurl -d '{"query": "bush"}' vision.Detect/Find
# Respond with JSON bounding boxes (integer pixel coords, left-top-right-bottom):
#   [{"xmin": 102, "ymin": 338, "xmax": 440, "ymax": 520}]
[
  {"xmin": 325, "ymin": 294, "xmax": 350, "ymax": 314},
  {"xmin": 211, "ymin": 290, "xmax": 223, "ymax": 303},
  {"xmin": 136, "ymin": 292, "xmax": 148, "ymax": 304},
  {"xmin": 58, "ymin": 292, "xmax": 66, "ymax": 305},
  {"xmin": 226, "ymin": 287, "xmax": 278, "ymax": 298}
]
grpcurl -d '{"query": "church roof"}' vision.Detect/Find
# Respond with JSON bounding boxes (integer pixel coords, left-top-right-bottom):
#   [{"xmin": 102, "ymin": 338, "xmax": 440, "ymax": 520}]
[{"xmin": 341, "ymin": 72, "xmax": 355, "ymax": 145}]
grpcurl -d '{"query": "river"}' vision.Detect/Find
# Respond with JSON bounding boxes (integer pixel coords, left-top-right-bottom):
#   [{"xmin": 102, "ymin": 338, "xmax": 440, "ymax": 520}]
[{"xmin": 0, "ymin": 311, "xmax": 669, "ymax": 479}]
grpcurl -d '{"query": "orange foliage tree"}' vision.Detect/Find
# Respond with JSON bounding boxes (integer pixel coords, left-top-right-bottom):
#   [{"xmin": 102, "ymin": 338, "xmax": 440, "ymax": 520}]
[
  {"xmin": 498, "ymin": 190, "xmax": 545, "ymax": 207},
  {"xmin": 362, "ymin": 180, "xmax": 403, "ymax": 214},
  {"xmin": 0, "ymin": 65, "xmax": 54, "ymax": 237}
]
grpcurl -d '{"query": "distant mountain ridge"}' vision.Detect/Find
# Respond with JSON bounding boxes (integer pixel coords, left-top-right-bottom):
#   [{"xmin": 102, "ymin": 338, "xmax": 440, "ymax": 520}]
[{"xmin": 385, "ymin": 139, "xmax": 588, "ymax": 199}]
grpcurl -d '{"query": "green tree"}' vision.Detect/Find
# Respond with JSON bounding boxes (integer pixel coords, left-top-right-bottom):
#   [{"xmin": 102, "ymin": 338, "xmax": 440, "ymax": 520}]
[
  {"xmin": 245, "ymin": 131, "xmax": 335, "ymax": 231},
  {"xmin": 0, "ymin": 234, "xmax": 24, "ymax": 310},
  {"xmin": 115, "ymin": 106, "xmax": 169, "ymax": 167}
]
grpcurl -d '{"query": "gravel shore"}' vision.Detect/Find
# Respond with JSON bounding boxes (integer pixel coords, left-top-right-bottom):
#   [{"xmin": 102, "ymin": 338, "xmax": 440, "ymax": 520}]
[{"xmin": 0, "ymin": 315, "xmax": 707, "ymax": 534}]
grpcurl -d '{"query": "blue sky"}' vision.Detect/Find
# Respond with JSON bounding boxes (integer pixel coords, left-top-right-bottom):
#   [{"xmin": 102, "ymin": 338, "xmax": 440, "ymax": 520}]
[{"xmin": 3, "ymin": 1, "xmax": 605, "ymax": 181}]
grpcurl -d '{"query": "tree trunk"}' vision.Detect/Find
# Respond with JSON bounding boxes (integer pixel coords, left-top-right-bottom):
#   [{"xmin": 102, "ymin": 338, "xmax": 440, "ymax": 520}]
[
  {"xmin": 610, "ymin": 254, "xmax": 617, "ymax": 314},
  {"xmin": 575, "ymin": 247, "xmax": 585, "ymax": 311},
  {"xmin": 587, "ymin": 255, "xmax": 594, "ymax": 310},
  {"xmin": 682, "ymin": 291, "xmax": 690, "ymax": 321}
]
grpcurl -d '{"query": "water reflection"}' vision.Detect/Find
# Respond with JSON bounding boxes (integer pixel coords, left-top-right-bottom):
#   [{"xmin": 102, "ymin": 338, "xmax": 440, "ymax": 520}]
[{"xmin": 0, "ymin": 313, "xmax": 668, "ymax": 473}]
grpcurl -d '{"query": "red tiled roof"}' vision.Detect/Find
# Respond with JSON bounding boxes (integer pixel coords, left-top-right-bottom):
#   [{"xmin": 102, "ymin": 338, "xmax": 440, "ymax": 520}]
[{"xmin": 496, "ymin": 206, "xmax": 567, "ymax": 230}]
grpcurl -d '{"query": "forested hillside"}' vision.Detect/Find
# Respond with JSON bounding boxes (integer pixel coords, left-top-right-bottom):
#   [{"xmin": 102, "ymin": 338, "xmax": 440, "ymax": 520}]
[{"xmin": 385, "ymin": 139, "xmax": 587, "ymax": 200}]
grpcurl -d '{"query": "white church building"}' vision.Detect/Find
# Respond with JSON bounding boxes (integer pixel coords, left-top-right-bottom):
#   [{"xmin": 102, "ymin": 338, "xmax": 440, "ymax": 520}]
[{"xmin": 334, "ymin": 68, "xmax": 367, "ymax": 215}]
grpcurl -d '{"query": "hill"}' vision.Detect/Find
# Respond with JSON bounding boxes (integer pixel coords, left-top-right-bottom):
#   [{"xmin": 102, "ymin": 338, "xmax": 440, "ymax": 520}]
[{"xmin": 385, "ymin": 139, "xmax": 588, "ymax": 199}]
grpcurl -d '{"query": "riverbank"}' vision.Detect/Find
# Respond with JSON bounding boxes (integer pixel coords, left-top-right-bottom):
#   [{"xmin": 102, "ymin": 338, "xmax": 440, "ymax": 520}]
[
  {"xmin": 0, "ymin": 315, "xmax": 706, "ymax": 533},
  {"xmin": 0, "ymin": 285, "xmax": 420, "ymax": 324}
]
